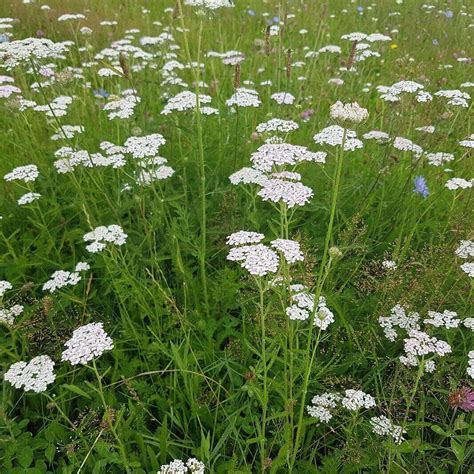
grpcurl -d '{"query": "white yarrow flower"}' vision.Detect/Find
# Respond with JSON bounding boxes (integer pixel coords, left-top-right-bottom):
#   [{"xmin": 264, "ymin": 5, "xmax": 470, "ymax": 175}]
[
  {"xmin": 4, "ymin": 355, "xmax": 56, "ymax": 393},
  {"xmin": 61, "ymin": 322, "xmax": 114, "ymax": 365},
  {"xmin": 330, "ymin": 101, "xmax": 368, "ymax": 123}
]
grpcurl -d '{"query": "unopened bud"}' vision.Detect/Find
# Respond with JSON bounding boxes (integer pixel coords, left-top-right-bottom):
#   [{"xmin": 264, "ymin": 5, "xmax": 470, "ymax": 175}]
[{"xmin": 329, "ymin": 246, "xmax": 342, "ymax": 259}]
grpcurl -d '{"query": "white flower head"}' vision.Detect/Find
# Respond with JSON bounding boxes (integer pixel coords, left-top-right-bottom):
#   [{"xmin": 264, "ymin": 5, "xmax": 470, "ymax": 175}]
[
  {"xmin": 460, "ymin": 262, "xmax": 474, "ymax": 278},
  {"xmin": 256, "ymin": 118, "xmax": 299, "ymax": 135},
  {"xmin": 257, "ymin": 179, "xmax": 314, "ymax": 208},
  {"xmin": 184, "ymin": 0, "xmax": 234, "ymax": 9},
  {"xmin": 125, "ymin": 133, "xmax": 166, "ymax": 158},
  {"xmin": 271, "ymin": 92, "xmax": 295, "ymax": 105},
  {"xmin": 313, "ymin": 125, "xmax": 363, "ymax": 151},
  {"xmin": 4, "ymin": 355, "xmax": 56, "ymax": 393},
  {"xmin": 341, "ymin": 389, "xmax": 376, "ymax": 411},
  {"xmin": 4, "ymin": 165, "xmax": 39, "ymax": 183},
  {"xmin": 370, "ymin": 415, "xmax": 405, "ymax": 444},
  {"xmin": 0, "ymin": 280, "xmax": 12, "ymax": 297},
  {"xmin": 455, "ymin": 240, "xmax": 474, "ymax": 259},
  {"xmin": 330, "ymin": 101, "xmax": 368, "ymax": 124},
  {"xmin": 83, "ymin": 225, "xmax": 128, "ymax": 253},
  {"xmin": 0, "ymin": 304, "xmax": 24, "ymax": 325},
  {"xmin": 226, "ymin": 88, "xmax": 261, "ymax": 108},
  {"xmin": 227, "ymin": 243, "xmax": 279, "ymax": 277},
  {"xmin": 270, "ymin": 239, "xmax": 304, "ymax": 264},
  {"xmin": 226, "ymin": 231, "xmax": 265, "ymax": 246},
  {"xmin": 18, "ymin": 192, "xmax": 41, "ymax": 205},
  {"xmin": 61, "ymin": 322, "xmax": 114, "ymax": 365}
]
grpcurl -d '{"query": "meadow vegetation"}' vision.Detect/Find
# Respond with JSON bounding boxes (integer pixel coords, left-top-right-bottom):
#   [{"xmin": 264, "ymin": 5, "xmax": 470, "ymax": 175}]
[{"xmin": 0, "ymin": 0, "xmax": 473, "ymax": 472}]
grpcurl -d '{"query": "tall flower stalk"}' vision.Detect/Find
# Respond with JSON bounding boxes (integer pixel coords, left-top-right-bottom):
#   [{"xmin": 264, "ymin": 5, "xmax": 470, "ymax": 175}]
[
  {"xmin": 175, "ymin": 0, "xmax": 209, "ymax": 314},
  {"xmin": 289, "ymin": 128, "xmax": 347, "ymax": 471}
]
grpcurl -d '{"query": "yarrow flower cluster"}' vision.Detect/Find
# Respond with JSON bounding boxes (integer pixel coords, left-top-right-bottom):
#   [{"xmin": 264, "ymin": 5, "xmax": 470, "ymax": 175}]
[
  {"xmin": 362, "ymin": 130, "xmax": 390, "ymax": 142},
  {"xmin": 425, "ymin": 152, "xmax": 454, "ymax": 167},
  {"xmin": 329, "ymin": 101, "xmax": 368, "ymax": 124},
  {"xmin": 34, "ymin": 95, "xmax": 73, "ymax": 118},
  {"xmin": 125, "ymin": 133, "xmax": 166, "ymax": 158},
  {"xmin": 250, "ymin": 143, "xmax": 326, "ymax": 172},
  {"xmin": 50, "ymin": 125, "xmax": 85, "ymax": 141},
  {"xmin": 4, "ymin": 355, "xmax": 56, "ymax": 393},
  {"xmin": 226, "ymin": 88, "xmax": 261, "ymax": 108},
  {"xmin": 313, "ymin": 125, "xmax": 363, "ymax": 151},
  {"xmin": 445, "ymin": 178, "xmax": 472, "ymax": 190},
  {"xmin": 455, "ymin": 240, "xmax": 474, "ymax": 259},
  {"xmin": 399, "ymin": 338, "xmax": 446, "ymax": 373},
  {"xmin": 271, "ymin": 92, "xmax": 295, "ymax": 105},
  {"xmin": 0, "ymin": 303, "xmax": 24, "ymax": 325},
  {"xmin": 0, "ymin": 38, "xmax": 69, "ymax": 69},
  {"xmin": 434, "ymin": 89, "xmax": 470, "ymax": 108},
  {"xmin": 227, "ymin": 241, "xmax": 279, "ymax": 277},
  {"xmin": 424, "ymin": 310, "xmax": 460, "ymax": 329},
  {"xmin": 382, "ymin": 259, "xmax": 397, "ymax": 270},
  {"xmin": 184, "ymin": 0, "xmax": 233, "ymax": 9},
  {"xmin": 393, "ymin": 137, "xmax": 423, "ymax": 157},
  {"xmin": 42, "ymin": 262, "xmax": 90, "ymax": 293},
  {"xmin": 4, "ymin": 164, "xmax": 39, "ymax": 183},
  {"xmin": 226, "ymin": 232, "xmax": 304, "ymax": 277},
  {"xmin": 285, "ymin": 284, "xmax": 334, "ymax": 330},
  {"xmin": 402, "ymin": 329, "xmax": 451, "ymax": 360},
  {"xmin": 103, "ymin": 91, "xmax": 141, "ymax": 120},
  {"xmin": 0, "ymin": 280, "xmax": 13, "ymax": 296},
  {"xmin": 54, "ymin": 146, "xmax": 125, "ymax": 174},
  {"xmin": 161, "ymin": 91, "xmax": 213, "ymax": 115},
  {"xmin": 455, "ymin": 240, "xmax": 474, "ymax": 279},
  {"xmin": 225, "ymin": 231, "xmax": 264, "ymax": 246},
  {"xmin": 270, "ymin": 239, "xmax": 304, "ymax": 264},
  {"xmin": 18, "ymin": 192, "xmax": 41, "ymax": 205},
  {"xmin": 380, "ymin": 304, "xmax": 471, "ymax": 374},
  {"xmin": 307, "ymin": 389, "xmax": 376, "ymax": 423},
  {"xmin": 255, "ymin": 118, "xmax": 299, "ymax": 135},
  {"xmin": 61, "ymin": 322, "xmax": 114, "ymax": 365},
  {"xmin": 158, "ymin": 457, "xmax": 205, "ymax": 473},
  {"xmin": 83, "ymin": 225, "xmax": 128, "ymax": 253},
  {"xmin": 377, "ymin": 80, "xmax": 426, "ymax": 103},
  {"xmin": 468, "ymin": 352, "xmax": 474, "ymax": 379},
  {"xmin": 230, "ymin": 142, "xmax": 325, "ymax": 209},
  {"xmin": 257, "ymin": 179, "xmax": 314, "ymax": 208},
  {"xmin": 306, "ymin": 392, "xmax": 340, "ymax": 422},
  {"xmin": 378, "ymin": 304, "xmax": 420, "ymax": 342},
  {"xmin": 370, "ymin": 416, "xmax": 406, "ymax": 444}
]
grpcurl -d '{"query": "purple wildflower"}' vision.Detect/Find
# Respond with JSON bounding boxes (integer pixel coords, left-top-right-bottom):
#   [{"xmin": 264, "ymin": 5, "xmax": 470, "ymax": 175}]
[
  {"xmin": 300, "ymin": 108, "xmax": 314, "ymax": 122},
  {"xmin": 448, "ymin": 387, "xmax": 474, "ymax": 411},
  {"xmin": 94, "ymin": 88, "xmax": 109, "ymax": 98},
  {"xmin": 413, "ymin": 176, "xmax": 429, "ymax": 198}
]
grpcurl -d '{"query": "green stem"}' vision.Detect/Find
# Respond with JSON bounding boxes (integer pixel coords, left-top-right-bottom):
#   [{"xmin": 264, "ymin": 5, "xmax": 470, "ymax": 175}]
[
  {"xmin": 256, "ymin": 277, "xmax": 268, "ymax": 469},
  {"xmin": 176, "ymin": 1, "xmax": 209, "ymax": 315},
  {"xmin": 91, "ymin": 359, "xmax": 130, "ymax": 473},
  {"xmin": 289, "ymin": 128, "xmax": 346, "ymax": 471},
  {"xmin": 402, "ymin": 357, "xmax": 425, "ymax": 427}
]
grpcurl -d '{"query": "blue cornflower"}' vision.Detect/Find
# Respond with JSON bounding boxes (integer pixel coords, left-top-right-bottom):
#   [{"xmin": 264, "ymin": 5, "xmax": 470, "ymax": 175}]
[
  {"xmin": 247, "ymin": 9, "xmax": 255, "ymax": 16},
  {"xmin": 93, "ymin": 88, "xmax": 109, "ymax": 98},
  {"xmin": 272, "ymin": 16, "xmax": 279, "ymax": 24},
  {"xmin": 445, "ymin": 10, "xmax": 453, "ymax": 18},
  {"xmin": 357, "ymin": 6, "xmax": 364, "ymax": 12},
  {"xmin": 413, "ymin": 176, "xmax": 429, "ymax": 198},
  {"xmin": 432, "ymin": 39, "xmax": 439, "ymax": 46}
]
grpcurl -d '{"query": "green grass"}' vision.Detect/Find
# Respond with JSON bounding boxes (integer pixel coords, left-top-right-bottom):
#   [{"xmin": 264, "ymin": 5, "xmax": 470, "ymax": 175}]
[{"xmin": 0, "ymin": 0, "xmax": 473, "ymax": 472}]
